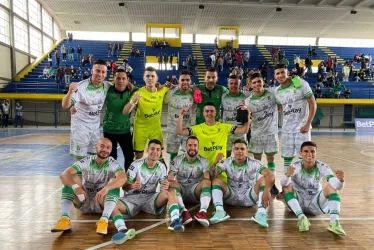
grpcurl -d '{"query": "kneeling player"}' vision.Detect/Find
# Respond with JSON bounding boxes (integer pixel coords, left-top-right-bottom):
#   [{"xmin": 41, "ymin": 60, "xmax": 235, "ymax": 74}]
[
  {"xmin": 51, "ymin": 138, "xmax": 127, "ymax": 235},
  {"xmin": 111, "ymin": 139, "xmax": 184, "ymax": 244},
  {"xmin": 168, "ymin": 136, "xmax": 211, "ymax": 227},
  {"xmin": 281, "ymin": 141, "xmax": 346, "ymax": 235},
  {"xmin": 209, "ymin": 139, "xmax": 274, "ymax": 228}
]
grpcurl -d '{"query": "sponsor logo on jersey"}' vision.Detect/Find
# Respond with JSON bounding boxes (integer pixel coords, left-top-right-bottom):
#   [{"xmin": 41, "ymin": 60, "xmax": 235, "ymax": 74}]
[
  {"xmin": 257, "ymin": 111, "xmax": 274, "ymax": 122},
  {"xmin": 174, "ymin": 113, "xmax": 190, "ymax": 119},
  {"xmin": 89, "ymin": 110, "xmax": 100, "ymax": 116},
  {"xmin": 225, "ymin": 116, "xmax": 237, "ymax": 122},
  {"xmin": 283, "ymin": 108, "xmax": 301, "ymax": 116},
  {"xmin": 145, "ymin": 108, "xmax": 160, "ymax": 118},
  {"xmin": 204, "ymin": 141, "xmax": 223, "ymax": 152}
]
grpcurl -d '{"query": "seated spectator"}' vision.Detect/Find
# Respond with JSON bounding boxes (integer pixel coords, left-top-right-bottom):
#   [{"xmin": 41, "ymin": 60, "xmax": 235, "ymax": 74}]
[
  {"xmin": 81, "ymin": 54, "xmax": 89, "ymax": 67},
  {"xmin": 77, "ymin": 66, "xmax": 83, "ymax": 80},
  {"xmin": 71, "ymin": 66, "xmax": 77, "ymax": 79},
  {"xmin": 343, "ymin": 89, "xmax": 352, "ymax": 99},
  {"xmin": 42, "ymin": 67, "xmax": 49, "ymax": 79},
  {"xmin": 135, "ymin": 49, "xmax": 140, "ymax": 58},
  {"xmin": 106, "ymin": 61, "xmax": 112, "ymax": 71},
  {"xmin": 130, "ymin": 47, "xmax": 135, "ymax": 58},
  {"xmin": 333, "ymin": 81, "xmax": 346, "ymax": 98},
  {"xmin": 49, "ymin": 67, "xmax": 56, "ymax": 79},
  {"xmin": 48, "ymin": 53, "xmax": 53, "ymax": 67},
  {"xmin": 56, "ymin": 66, "xmax": 64, "ymax": 84},
  {"xmin": 111, "ymin": 61, "xmax": 116, "ymax": 72},
  {"xmin": 325, "ymin": 88, "xmax": 335, "ymax": 98},
  {"xmin": 314, "ymin": 85, "xmax": 323, "ymax": 99}
]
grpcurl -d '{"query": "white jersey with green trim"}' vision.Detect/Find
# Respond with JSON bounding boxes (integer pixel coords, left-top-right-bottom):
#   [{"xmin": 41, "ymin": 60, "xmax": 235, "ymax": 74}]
[
  {"xmin": 290, "ymin": 159, "xmax": 334, "ymax": 196},
  {"xmin": 217, "ymin": 156, "xmax": 266, "ymax": 190},
  {"xmin": 221, "ymin": 92, "xmax": 247, "ymax": 125},
  {"xmin": 71, "ymin": 155, "xmax": 123, "ymax": 193},
  {"xmin": 170, "ymin": 154, "xmax": 209, "ymax": 186},
  {"xmin": 245, "ymin": 89, "xmax": 278, "ymax": 137},
  {"xmin": 275, "ymin": 79, "xmax": 313, "ymax": 133},
  {"xmin": 71, "ymin": 78, "xmax": 111, "ymax": 127},
  {"xmin": 165, "ymin": 88, "xmax": 193, "ymax": 133},
  {"xmin": 126, "ymin": 158, "xmax": 167, "ymax": 195}
]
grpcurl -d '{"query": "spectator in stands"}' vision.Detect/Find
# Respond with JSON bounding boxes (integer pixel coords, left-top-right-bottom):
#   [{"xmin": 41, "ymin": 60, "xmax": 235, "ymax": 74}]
[
  {"xmin": 89, "ymin": 54, "xmax": 94, "ymax": 65},
  {"xmin": 305, "ymin": 56, "xmax": 312, "ymax": 73},
  {"xmin": 326, "ymin": 88, "xmax": 334, "ymax": 98},
  {"xmin": 56, "ymin": 66, "xmax": 63, "ymax": 84},
  {"xmin": 55, "ymin": 49, "xmax": 61, "ymax": 67},
  {"xmin": 77, "ymin": 66, "xmax": 83, "ymax": 80},
  {"xmin": 48, "ymin": 53, "xmax": 53, "ymax": 67},
  {"xmin": 111, "ymin": 42, "xmax": 116, "ymax": 56},
  {"xmin": 294, "ymin": 55, "xmax": 300, "ymax": 65},
  {"xmin": 106, "ymin": 61, "xmax": 112, "ymax": 71},
  {"xmin": 169, "ymin": 54, "xmax": 173, "ymax": 69},
  {"xmin": 279, "ymin": 57, "xmax": 289, "ymax": 69},
  {"xmin": 68, "ymin": 46, "xmax": 74, "ymax": 61},
  {"xmin": 108, "ymin": 43, "xmax": 112, "ymax": 57},
  {"xmin": 130, "ymin": 47, "xmax": 135, "ymax": 58},
  {"xmin": 343, "ymin": 89, "xmax": 352, "ymax": 99},
  {"xmin": 307, "ymin": 45, "xmax": 312, "ymax": 57},
  {"xmin": 157, "ymin": 54, "xmax": 163, "ymax": 70},
  {"xmin": 214, "ymin": 37, "xmax": 218, "ymax": 48},
  {"xmin": 170, "ymin": 75, "xmax": 178, "ymax": 86},
  {"xmin": 71, "ymin": 65, "xmax": 77, "ymax": 79},
  {"xmin": 342, "ymin": 63, "xmax": 350, "ymax": 81},
  {"xmin": 77, "ymin": 45, "xmax": 83, "ymax": 62},
  {"xmin": 83, "ymin": 71, "xmax": 89, "ymax": 80},
  {"xmin": 61, "ymin": 44, "xmax": 67, "ymax": 62},
  {"xmin": 334, "ymin": 81, "xmax": 346, "ymax": 98},
  {"xmin": 42, "ymin": 67, "xmax": 49, "ymax": 79},
  {"xmin": 1, "ymin": 99, "xmax": 9, "ymax": 128},
  {"xmin": 14, "ymin": 102, "xmax": 23, "ymax": 128},
  {"xmin": 64, "ymin": 65, "xmax": 72, "ymax": 84},
  {"xmin": 163, "ymin": 53, "xmax": 168, "ymax": 70},
  {"xmin": 68, "ymin": 33, "xmax": 73, "ymax": 41},
  {"xmin": 353, "ymin": 71, "xmax": 361, "ymax": 82},
  {"xmin": 210, "ymin": 53, "xmax": 216, "ymax": 68},
  {"xmin": 49, "ymin": 67, "xmax": 56, "ymax": 79},
  {"xmin": 111, "ymin": 60, "xmax": 116, "ymax": 72},
  {"xmin": 116, "ymin": 43, "xmax": 121, "ymax": 57},
  {"xmin": 217, "ymin": 56, "xmax": 224, "ymax": 72},
  {"xmin": 135, "ymin": 48, "xmax": 140, "ymax": 58},
  {"xmin": 81, "ymin": 54, "xmax": 89, "ymax": 67},
  {"xmin": 314, "ymin": 85, "xmax": 323, "ymax": 99}
]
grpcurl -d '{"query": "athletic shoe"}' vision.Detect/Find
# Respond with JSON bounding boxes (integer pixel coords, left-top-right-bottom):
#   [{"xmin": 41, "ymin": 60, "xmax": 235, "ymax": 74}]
[
  {"xmin": 276, "ymin": 191, "xmax": 284, "ymax": 200},
  {"xmin": 51, "ymin": 217, "xmax": 71, "ymax": 232},
  {"xmin": 209, "ymin": 210, "xmax": 230, "ymax": 225},
  {"xmin": 112, "ymin": 228, "xmax": 136, "ymax": 245},
  {"xmin": 252, "ymin": 212, "xmax": 269, "ymax": 228},
  {"xmin": 271, "ymin": 184, "xmax": 280, "ymax": 195},
  {"xmin": 96, "ymin": 218, "xmax": 108, "ymax": 235},
  {"xmin": 194, "ymin": 211, "xmax": 210, "ymax": 227},
  {"xmin": 181, "ymin": 210, "xmax": 193, "ymax": 225},
  {"xmin": 297, "ymin": 217, "xmax": 311, "ymax": 232},
  {"xmin": 328, "ymin": 221, "xmax": 346, "ymax": 236},
  {"xmin": 168, "ymin": 218, "xmax": 185, "ymax": 232}
]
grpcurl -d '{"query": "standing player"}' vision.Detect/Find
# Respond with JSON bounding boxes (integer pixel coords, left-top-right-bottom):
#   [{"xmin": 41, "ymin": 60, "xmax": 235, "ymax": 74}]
[
  {"xmin": 274, "ymin": 64, "xmax": 316, "ymax": 197},
  {"xmin": 103, "ymin": 68, "xmax": 136, "ymax": 171},
  {"xmin": 245, "ymin": 73, "xmax": 279, "ymax": 195},
  {"xmin": 176, "ymin": 102, "xmax": 250, "ymax": 168},
  {"xmin": 221, "ymin": 74, "xmax": 247, "ymax": 157},
  {"xmin": 194, "ymin": 67, "xmax": 227, "ymax": 125},
  {"xmin": 281, "ymin": 141, "xmax": 346, "ymax": 235},
  {"xmin": 168, "ymin": 136, "xmax": 211, "ymax": 227},
  {"xmin": 164, "ymin": 70, "xmax": 194, "ymax": 161},
  {"xmin": 110, "ymin": 139, "xmax": 184, "ymax": 245},
  {"xmin": 62, "ymin": 60, "xmax": 111, "ymax": 161},
  {"xmin": 51, "ymin": 139, "xmax": 127, "ymax": 235},
  {"xmin": 123, "ymin": 67, "xmax": 169, "ymax": 160},
  {"xmin": 209, "ymin": 139, "xmax": 274, "ymax": 227}
]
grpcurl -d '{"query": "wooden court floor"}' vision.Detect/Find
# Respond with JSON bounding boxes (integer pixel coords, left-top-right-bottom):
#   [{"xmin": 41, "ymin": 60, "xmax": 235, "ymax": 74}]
[{"xmin": 1, "ymin": 129, "xmax": 374, "ymax": 250}]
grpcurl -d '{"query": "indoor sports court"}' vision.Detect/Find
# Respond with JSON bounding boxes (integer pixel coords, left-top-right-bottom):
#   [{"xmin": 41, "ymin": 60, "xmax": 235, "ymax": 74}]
[{"xmin": 1, "ymin": 128, "xmax": 374, "ymax": 249}]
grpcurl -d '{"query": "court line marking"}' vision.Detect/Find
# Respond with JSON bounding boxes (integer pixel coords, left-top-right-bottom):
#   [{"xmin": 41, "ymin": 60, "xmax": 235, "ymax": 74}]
[
  {"xmin": 85, "ymin": 204, "xmax": 200, "ymax": 250},
  {"xmin": 318, "ymin": 152, "xmax": 374, "ymax": 168},
  {"xmin": 19, "ymin": 217, "xmax": 374, "ymax": 223},
  {"xmin": 360, "ymin": 149, "xmax": 374, "ymax": 158}
]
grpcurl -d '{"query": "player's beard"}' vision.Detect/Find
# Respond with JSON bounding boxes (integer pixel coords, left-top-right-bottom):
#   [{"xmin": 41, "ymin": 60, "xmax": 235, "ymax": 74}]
[
  {"xmin": 187, "ymin": 149, "xmax": 197, "ymax": 157},
  {"xmin": 97, "ymin": 151, "xmax": 109, "ymax": 159}
]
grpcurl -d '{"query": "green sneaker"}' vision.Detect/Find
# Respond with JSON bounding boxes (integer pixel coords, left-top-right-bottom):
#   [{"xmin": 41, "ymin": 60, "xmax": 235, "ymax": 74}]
[
  {"xmin": 209, "ymin": 210, "xmax": 230, "ymax": 224},
  {"xmin": 297, "ymin": 217, "xmax": 311, "ymax": 232},
  {"xmin": 251, "ymin": 212, "xmax": 269, "ymax": 228},
  {"xmin": 328, "ymin": 221, "xmax": 346, "ymax": 236}
]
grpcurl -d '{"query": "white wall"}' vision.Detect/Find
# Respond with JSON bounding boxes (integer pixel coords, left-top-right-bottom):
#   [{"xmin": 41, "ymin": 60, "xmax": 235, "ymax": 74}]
[
  {"xmin": 15, "ymin": 51, "xmax": 29, "ymax": 74},
  {"xmin": 0, "ymin": 44, "xmax": 12, "ymax": 79}
]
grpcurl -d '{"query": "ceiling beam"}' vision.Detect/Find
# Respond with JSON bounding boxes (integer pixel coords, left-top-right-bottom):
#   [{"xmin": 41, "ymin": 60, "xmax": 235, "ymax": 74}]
[
  {"xmin": 319, "ymin": 11, "xmax": 351, "ymax": 35},
  {"xmin": 317, "ymin": 0, "xmax": 327, "ymax": 5},
  {"xmin": 278, "ymin": 0, "xmax": 285, "ymax": 4},
  {"xmin": 256, "ymin": 9, "xmax": 276, "ymax": 33},
  {"xmin": 298, "ymin": 0, "xmax": 305, "ymax": 4},
  {"xmin": 354, "ymin": 0, "xmax": 372, "ymax": 8},
  {"xmin": 336, "ymin": 0, "xmax": 348, "ymax": 7},
  {"xmin": 192, "ymin": 9, "xmax": 203, "ymax": 34}
]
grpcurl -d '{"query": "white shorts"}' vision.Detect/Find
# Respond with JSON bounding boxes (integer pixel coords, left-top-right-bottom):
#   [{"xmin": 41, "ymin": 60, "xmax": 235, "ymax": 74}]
[
  {"xmin": 180, "ymin": 182, "xmax": 200, "ymax": 203},
  {"xmin": 70, "ymin": 123, "xmax": 100, "ymax": 158},
  {"xmin": 224, "ymin": 185, "xmax": 258, "ymax": 207},
  {"xmin": 226, "ymin": 134, "xmax": 247, "ymax": 153},
  {"xmin": 294, "ymin": 190, "xmax": 329, "ymax": 215},
  {"xmin": 281, "ymin": 131, "xmax": 311, "ymax": 158},
  {"xmin": 166, "ymin": 133, "xmax": 187, "ymax": 154},
  {"xmin": 75, "ymin": 191, "xmax": 103, "ymax": 214},
  {"xmin": 248, "ymin": 133, "xmax": 279, "ymax": 155},
  {"xmin": 119, "ymin": 193, "xmax": 166, "ymax": 218}
]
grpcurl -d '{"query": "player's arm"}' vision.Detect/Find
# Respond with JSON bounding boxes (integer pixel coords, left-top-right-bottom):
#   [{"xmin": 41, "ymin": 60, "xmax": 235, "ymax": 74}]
[
  {"xmin": 123, "ymin": 93, "xmax": 141, "ymax": 114},
  {"xmin": 61, "ymin": 82, "xmax": 78, "ymax": 109},
  {"xmin": 233, "ymin": 109, "xmax": 252, "ymax": 135},
  {"xmin": 96, "ymin": 167, "xmax": 127, "ymax": 204},
  {"xmin": 323, "ymin": 165, "xmax": 345, "ymax": 190},
  {"xmin": 176, "ymin": 107, "xmax": 192, "ymax": 136},
  {"xmin": 210, "ymin": 153, "xmax": 225, "ymax": 179},
  {"xmin": 303, "ymin": 96, "xmax": 317, "ymax": 129},
  {"xmin": 258, "ymin": 166, "xmax": 275, "ymax": 208},
  {"xmin": 123, "ymin": 164, "xmax": 141, "ymax": 191},
  {"xmin": 280, "ymin": 165, "xmax": 296, "ymax": 186},
  {"xmin": 60, "ymin": 163, "xmax": 86, "ymax": 201}
]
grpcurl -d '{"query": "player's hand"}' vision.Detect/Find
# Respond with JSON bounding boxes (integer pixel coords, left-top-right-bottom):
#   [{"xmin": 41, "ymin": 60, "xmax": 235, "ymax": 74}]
[
  {"xmin": 70, "ymin": 106, "xmax": 77, "ymax": 115},
  {"xmin": 214, "ymin": 153, "xmax": 224, "ymax": 165},
  {"xmin": 299, "ymin": 124, "xmax": 310, "ymax": 134},
  {"xmin": 127, "ymin": 83, "xmax": 135, "ymax": 92},
  {"xmin": 95, "ymin": 186, "xmax": 109, "ymax": 204},
  {"xmin": 180, "ymin": 107, "xmax": 189, "ymax": 116},
  {"xmin": 286, "ymin": 166, "xmax": 295, "ymax": 177},
  {"xmin": 155, "ymin": 82, "xmax": 163, "ymax": 90},
  {"xmin": 167, "ymin": 173, "xmax": 174, "ymax": 182},
  {"xmin": 68, "ymin": 82, "xmax": 79, "ymax": 94},
  {"xmin": 261, "ymin": 190, "xmax": 272, "ymax": 208},
  {"xmin": 74, "ymin": 186, "xmax": 86, "ymax": 201},
  {"xmin": 335, "ymin": 170, "xmax": 345, "ymax": 182},
  {"xmin": 131, "ymin": 177, "xmax": 142, "ymax": 190},
  {"xmin": 164, "ymin": 81, "xmax": 172, "ymax": 88},
  {"xmin": 161, "ymin": 179, "xmax": 170, "ymax": 191},
  {"xmin": 132, "ymin": 94, "xmax": 141, "ymax": 103}
]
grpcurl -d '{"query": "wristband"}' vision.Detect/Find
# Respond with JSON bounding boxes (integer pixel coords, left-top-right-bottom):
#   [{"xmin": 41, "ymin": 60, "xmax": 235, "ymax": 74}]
[{"xmin": 72, "ymin": 184, "xmax": 80, "ymax": 190}]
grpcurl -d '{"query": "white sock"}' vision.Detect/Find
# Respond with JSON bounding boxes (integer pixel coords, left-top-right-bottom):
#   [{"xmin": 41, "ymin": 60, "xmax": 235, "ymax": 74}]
[
  {"xmin": 113, "ymin": 216, "xmax": 127, "ymax": 231},
  {"xmin": 169, "ymin": 204, "xmax": 180, "ymax": 221},
  {"xmin": 257, "ymin": 189, "xmax": 266, "ymax": 214},
  {"xmin": 61, "ymin": 199, "xmax": 73, "ymax": 219},
  {"xmin": 176, "ymin": 192, "xmax": 186, "ymax": 211},
  {"xmin": 212, "ymin": 187, "xmax": 224, "ymax": 211},
  {"xmin": 287, "ymin": 199, "xmax": 305, "ymax": 219},
  {"xmin": 101, "ymin": 201, "xmax": 117, "ymax": 222},
  {"xmin": 329, "ymin": 200, "xmax": 340, "ymax": 223},
  {"xmin": 199, "ymin": 188, "xmax": 211, "ymax": 212}
]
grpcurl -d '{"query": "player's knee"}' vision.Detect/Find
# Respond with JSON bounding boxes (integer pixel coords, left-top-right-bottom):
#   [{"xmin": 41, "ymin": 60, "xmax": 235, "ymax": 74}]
[
  {"xmin": 167, "ymin": 188, "xmax": 177, "ymax": 197},
  {"xmin": 212, "ymin": 178, "xmax": 224, "ymax": 187},
  {"xmin": 282, "ymin": 184, "xmax": 293, "ymax": 193},
  {"xmin": 201, "ymin": 179, "xmax": 211, "ymax": 187}
]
